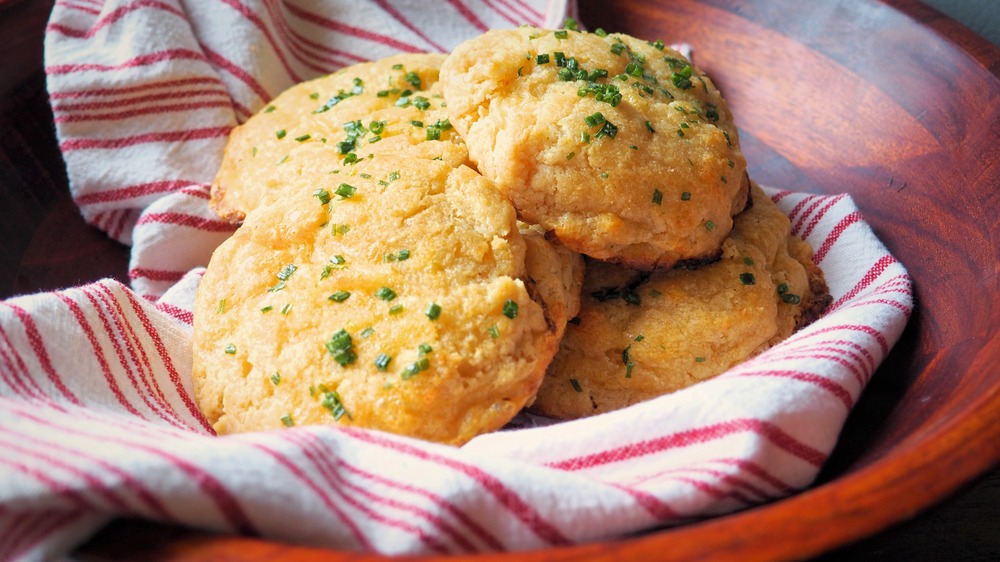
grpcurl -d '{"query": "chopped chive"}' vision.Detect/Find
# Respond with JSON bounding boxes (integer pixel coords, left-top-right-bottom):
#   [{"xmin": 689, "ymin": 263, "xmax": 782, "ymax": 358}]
[
  {"xmin": 645, "ymin": 120, "xmax": 656, "ymax": 133},
  {"xmin": 320, "ymin": 389, "xmax": 350, "ymax": 420},
  {"xmin": 681, "ymin": 191, "xmax": 692, "ymax": 201},
  {"xmin": 278, "ymin": 154, "xmax": 289, "ymax": 164},
  {"xmin": 502, "ymin": 299, "xmax": 518, "ymax": 319},
  {"xmin": 397, "ymin": 249, "xmax": 410, "ymax": 261},
  {"xmin": 594, "ymin": 28, "xmax": 608, "ymax": 37},
  {"xmin": 425, "ymin": 302, "xmax": 442, "ymax": 321},
  {"xmin": 276, "ymin": 129, "xmax": 286, "ymax": 139},
  {"xmin": 404, "ymin": 71, "xmax": 422, "ymax": 89},
  {"xmin": 294, "ymin": 134, "xmax": 311, "ymax": 142},
  {"xmin": 328, "ymin": 290, "xmax": 351, "ymax": 302},
  {"xmin": 261, "ymin": 305, "xmax": 273, "ymax": 313},
  {"xmin": 695, "ymin": 356, "xmax": 706, "ymax": 362},
  {"xmin": 277, "ymin": 264, "xmax": 297, "ymax": 281},
  {"xmin": 411, "ymin": 120, "xmax": 424, "ymax": 127},
  {"xmin": 705, "ymin": 220, "xmax": 715, "ymax": 232},
  {"xmin": 280, "ymin": 414, "xmax": 294, "ymax": 427},
  {"xmin": 595, "ymin": 121, "xmax": 618, "ymax": 139},
  {"xmin": 623, "ymin": 345, "xmax": 635, "ymax": 378},
  {"xmin": 418, "ymin": 343, "xmax": 433, "ymax": 355},
  {"xmin": 326, "ymin": 329, "xmax": 356, "ymax": 367},
  {"xmin": 743, "ymin": 256, "xmax": 755, "ymax": 266},
  {"xmin": 585, "ymin": 112, "xmax": 606, "ymax": 127},
  {"xmin": 280, "ymin": 303, "xmax": 292, "ymax": 315},
  {"xmin": 782, "ymin": 293, "xmax": 802, "ymax": 304},
  {"xmin": 570, "ymin": 378, "xmax": 583, "ymax": 392},
  {"xmin": 369, "ymin": 120, "xmax": 385, "ymax": 134},
  {"xmin": 488, "ymin": 325, "xmax": 500, "ymax": 339},
  {"xmin": 224, "ymin": 344, "xmax": 236, "ymax": 355},
  {"xmin": 314, "ymin": 188, "xmax": 331, "ymax": 204},
  {"xmin": 652, "ymin": 189, "xmax": 663, "ymax": 205},
  {"xmin": 635, "ymin": 334, "xmax": 645, "ymax": 341},
  {"xmin": 359, "ymin": 326, "xmax": 375, "ymax": 338},
  {"xmin": 335, "ymin": 183, "xmax": 357, "ymax": 198},
  {"xmin": 610, "ymin": 43, "xmax": 625, "ymax": 55},
  {"xmin": 217, "ymin": 298, "xmax": 226, "ymax": 314},
  {"xmin": 739, "ymin": 272, "xmax": 756, "ymax": 285},
  {"xmin": 375, "ymin": 287, "xmax": 397, "ymax": 301},
  {"xmin": 374, "ymin": 353, "xmax": 392, "ymax": 371},
  {"xmin": 264, "ymin": 105, "xmax": 276, "ymax": 113},
  {"xmin": 566, "ymin": 151, "xmax": 575, "ymax": 160},
  {"xmin": 389, "ymin": 304, "xmax": 404, "ymax": 315},
  {"xmin": 536, "ymin": 53, "xmax": 550, "ymax": 64},
  {"xmin": 270, "ymin": 372, "xmax": 281, "ymax": 385},
  {"xmin": 563, "ymin": 17, "xmax": 579, "ymax": 31},
  {"xmin": 581, "ymin": 131, "xmax": 590, "ymax": 143},
  {"xmin": 401, "ymin": 357, "xmax": 430, "ymax": 380},
  {"xmin": 554, "ymin": 30, "xmax": 568, "ymax": 40},
  {"xmin": 777, "ymin": 282, "xmax": 789, "ymax": 294}
]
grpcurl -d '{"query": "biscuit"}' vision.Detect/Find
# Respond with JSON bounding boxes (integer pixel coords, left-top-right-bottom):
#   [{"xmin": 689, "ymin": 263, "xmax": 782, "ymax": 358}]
[
  {"xmin": 441, "ymin": 27, "xmax": 748, "ymax": 269},
  {"xmin": 212, "ymin": 53, "xmax": 467, "ymax": 223},
  {"xmin": 529, "ymin": 182, "xmax": 830, "ymax": 419},
  {"xmin": 194, "ymin": 153, "xmax": 566, "ymax": 445}
]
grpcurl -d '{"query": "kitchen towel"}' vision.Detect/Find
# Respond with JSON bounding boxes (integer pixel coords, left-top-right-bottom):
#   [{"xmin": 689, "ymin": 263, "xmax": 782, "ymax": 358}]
[{"xmin": 0, "ymin": 1, "xmax": 911, "ymax": 560}]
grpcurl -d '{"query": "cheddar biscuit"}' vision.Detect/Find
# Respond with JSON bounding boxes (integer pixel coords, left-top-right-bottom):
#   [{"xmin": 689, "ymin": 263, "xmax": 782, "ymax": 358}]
[
  {"xmin": 194, "ymin": 154, "xmax": 566, "ymax": 445},
  {"xmin": 441, "ymin": 27, "xmax": 748, "ymax": 269},
  {"xmin": 530, "ymin": 183, "xmax": 830, "ymax": 419},
  {"xmin": 212, "ymin": 53, "xmax": 467, "ymax": 223}
]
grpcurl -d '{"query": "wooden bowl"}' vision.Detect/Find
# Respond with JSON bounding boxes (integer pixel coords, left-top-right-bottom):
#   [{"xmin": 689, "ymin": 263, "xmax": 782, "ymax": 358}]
[{"xmin": 3, "ymin": 0, "xmax": 999, "ymax": 560}]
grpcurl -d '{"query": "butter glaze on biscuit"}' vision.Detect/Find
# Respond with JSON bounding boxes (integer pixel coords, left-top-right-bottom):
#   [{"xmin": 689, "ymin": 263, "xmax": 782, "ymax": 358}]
[
  {"xmin": 530, "ymin": 183, "xmax": 830, "ymax": 419},
  {"xmin": 441, "ymin": 27, "xmax": 748, "ymax": 269},
  {"xmin": 194, "ymin": 154, "xmax": 567, "ymax": 445}
]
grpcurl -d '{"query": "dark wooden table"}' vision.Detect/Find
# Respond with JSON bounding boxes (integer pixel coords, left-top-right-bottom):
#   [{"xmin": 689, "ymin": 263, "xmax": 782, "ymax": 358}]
[{"xmin": 3, "ymin": 0, "xmax": 998, "ymax": 560}]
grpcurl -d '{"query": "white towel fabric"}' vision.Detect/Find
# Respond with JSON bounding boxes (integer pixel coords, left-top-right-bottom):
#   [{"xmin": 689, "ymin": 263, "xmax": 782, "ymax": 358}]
[{"xmin": 0, "ymin": 1, "xmax": 910, "ymax": 560}]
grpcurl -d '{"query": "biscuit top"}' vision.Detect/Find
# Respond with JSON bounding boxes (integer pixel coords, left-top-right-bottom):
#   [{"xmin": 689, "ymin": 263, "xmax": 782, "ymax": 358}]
[
  {"xmin": 194, "ymin": 153, "xmax": 563, "ymax": 445},
  {"xmin": 212, "ymin": 53, "xmax": 468, "ymax": 223},
  {"xmin": 441, "ymin": 27, "xmax": 748, "ymax": 269}
]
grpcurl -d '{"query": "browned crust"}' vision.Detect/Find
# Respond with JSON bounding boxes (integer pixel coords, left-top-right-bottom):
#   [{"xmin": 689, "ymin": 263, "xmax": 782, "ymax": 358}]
[
  {"xmin": 209, "ymin": 180, "xmax": 246, "ymax": 225},
  {"xmin": 796, "ymin": 254, "xmax": 833, "ymax": 330}
]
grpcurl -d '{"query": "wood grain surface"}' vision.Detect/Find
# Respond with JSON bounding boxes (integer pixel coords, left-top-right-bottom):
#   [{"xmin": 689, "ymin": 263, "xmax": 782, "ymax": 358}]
[{"xmin": 3, "ymin": 0, "xmax": 999, "ymax": 560}]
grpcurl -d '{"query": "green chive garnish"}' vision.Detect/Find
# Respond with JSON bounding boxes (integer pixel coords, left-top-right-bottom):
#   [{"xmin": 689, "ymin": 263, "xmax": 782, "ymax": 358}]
[
  {"xmin": 326, "ymin": 329, "xmax": 356, "ymax": 367},
  {"xmin": 335, "ymin": 183, "xmax": 357, "ymax": 198},
  {"xmin": 374, "ymin": 353, "xmax": 392, "ymax": 371},
  {"xmin": 314, "ymin": 188, "xmax": 331, "ymax": 204},
  {"xmin": 502, "ymin": 299, "xmax": 518, "ymax": 319},
  {"xmin": 425, "ymin": 302, "xmax": 442, "ymax": 321},
  {"xmin": 375, "ymin": 287, "xmax": 397, "ymax": 301},
  {"xmin": 328, "ymin": 290, "xmax": 351, "ymax": 302},
  {"xmin": 224, "ymin": 344, "xmax": 236, "ymax": 355}
]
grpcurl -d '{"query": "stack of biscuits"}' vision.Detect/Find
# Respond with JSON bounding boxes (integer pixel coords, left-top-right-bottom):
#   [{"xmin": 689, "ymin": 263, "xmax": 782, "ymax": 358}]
[{"xmin": 193, "ymin": 25, "xmax": 831, "ymax": 445}]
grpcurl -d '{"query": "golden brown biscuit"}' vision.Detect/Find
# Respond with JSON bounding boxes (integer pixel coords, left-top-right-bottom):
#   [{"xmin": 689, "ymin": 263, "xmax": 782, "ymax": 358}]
[
  {"xmin": 194, "ymin": 153, "xmax": 563, "ymax": 445},
  {"xmin": 441, "ymin": 27, "xmax": 748, "ymax": 269},
  {"xmin": 519, "ymin": 223, "xmax": 585, "ymax": 350},
  {"xmin": 212, "ymin": 53, "xmax": 467, "ymax": 223},
  {"xmin": 529, "ymin": 183, "xmax": 830, "ymax": 419}
]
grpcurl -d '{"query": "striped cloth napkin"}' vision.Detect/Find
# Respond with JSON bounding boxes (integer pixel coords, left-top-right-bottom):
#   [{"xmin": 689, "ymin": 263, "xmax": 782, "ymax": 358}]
[{"xmin": 0, "ymin": 1, "xmax": 910, "ymax": 560}]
